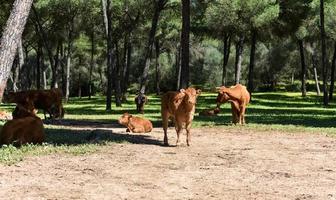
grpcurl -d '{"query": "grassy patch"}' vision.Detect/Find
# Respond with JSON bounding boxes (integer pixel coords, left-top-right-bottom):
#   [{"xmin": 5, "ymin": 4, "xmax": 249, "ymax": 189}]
[{"xmin": 0, "ymin": 92, "xmax": 335, "ymax": 165}]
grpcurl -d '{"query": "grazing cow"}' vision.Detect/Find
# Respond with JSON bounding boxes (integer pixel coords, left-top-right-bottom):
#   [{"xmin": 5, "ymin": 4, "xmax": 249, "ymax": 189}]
[
  {"xmin": 118, "ymin": 112, "xmax": 153, "ymax": 133},
  {"xmin": 216, "ymin": 84, "xmax": 250, "ymax": 125},
  {"xmin": 135, "ymin": 93, "xmax": 148, "ymax": 114},
  {"xmin": 161, "ymin": 88, "xmax": 201, "ymax": 146},
  {"xmin": 199, "ymin": 107, "xmax": 220, "ymax": 116},
  {"xmin": 6, "ymin": 88, "xmax": 64, "ymax": 119},
  {"xmin": 0, "ymin": 111, "xmax": 45, "ymax": 146}
]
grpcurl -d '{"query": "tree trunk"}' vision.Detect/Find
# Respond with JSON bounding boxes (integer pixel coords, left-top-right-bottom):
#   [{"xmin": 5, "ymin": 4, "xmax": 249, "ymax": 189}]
[
  {"xmin": 176, "ymin": 46, "xmax": 181, "ymax": 90},
  {"xmin": 248, "ymin": 31, "xmax": 257, "ymax": 94},
  {"xmin": 122, "ymin": 34, "xmax": 132, "ymax": 102},
  {"xmin": 298, "ymin": 39, "xmax": 307, "ymax": 97},
  {"xmin": 36, "ymin": 40, "xmax": 42, "ymax": 90},
  {"xmin": 65, "ymin": 25, "xmax": 73, "ymax": 103},
  {"xmin": 114, "ymin": 41, "xmax": 122, "ymax": 107},
  {"xmin": 329, "ymin": 42, "xmax": 336, "ymax": 100},
  {"xmin": 78, "ymin": 73, "xmax": 81, "ymax": 98},
  {"xmin": 234, "ymin": 36, "xmax": 244, "ymax": 84},
  {"xmin": 89, "ymin": 28, "xmax": 95, "ymax": 99},
  {"xmin": 179, "ymin": 0, "xmax": 190, "ymax": 89},
  {"xmin": 155, "ymin": 39, "xmax": 161, "ymax": 95},
  {"xmin": 43, "ymin": 70, "xmax": 47, "ymax": 89},
  {"xmin": 222, "ymin": 34, "xmax": 231, "ymax": 86},
  {"xmin": 51, "ymin": 42, "xmax": 61, "ymax": 88},
  {"xmin": 104, "ymin": 0, "xmax": 114, "ymax": 111},
  {"xmin": 311, "ymin": 50, "xmax": 321, "ymax": 96},
  {"xmin": 32, "ymin": 4, "xmax": 57, "ymax": 88},
  {"xmin": 320, "ymin": 0, "xmax": 328, "ymax": 106},
  {"xmin": 139, "ymin": 0, "xmax": 166, "ymax": 94},
  {"xmin": 0, "ymin": 0, "xmax": 33, "ymax": 100}
]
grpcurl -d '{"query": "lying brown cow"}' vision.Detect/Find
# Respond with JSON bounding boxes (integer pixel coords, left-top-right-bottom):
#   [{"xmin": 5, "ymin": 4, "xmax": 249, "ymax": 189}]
[
  {"xmin": 118, "ymin": 112, "xmax": 153, "ymax": 133},
  {"xmin": 199, "ymin": 107, "xmax": 220, "ymax": 116},
  {"xmin": 135, "ymin": 93, "xmax": 148, "ymax": 114},
  {"xmin": 161, "ymin": 88, "xmax": 201, "ymax": 146},
  {"xmin": 7, "ymin": 88, "xmax": 64, "ymax": 119},
  {"xmin": 216, "ymin": 84, "xmax": 250, "ymax": 125},
  {"xmin": 0, "ymin": 107, "xmax": 45, "ymax": 146},
  {"xmin": 12, "ymin": 104, "xmax": 38, "ymax": 119}
]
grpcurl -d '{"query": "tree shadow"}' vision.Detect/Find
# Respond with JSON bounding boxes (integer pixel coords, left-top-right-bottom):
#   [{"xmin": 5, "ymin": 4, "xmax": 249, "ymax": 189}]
[{"xmin": 45, "ymin": 127, "xmax": 164, "ymax": 146}]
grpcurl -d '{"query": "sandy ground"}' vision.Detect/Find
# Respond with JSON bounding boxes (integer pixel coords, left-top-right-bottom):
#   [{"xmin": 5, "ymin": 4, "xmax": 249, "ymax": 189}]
[{"xmin": 0, "ymin": 127, "xmax": 336, "ymax": 200}]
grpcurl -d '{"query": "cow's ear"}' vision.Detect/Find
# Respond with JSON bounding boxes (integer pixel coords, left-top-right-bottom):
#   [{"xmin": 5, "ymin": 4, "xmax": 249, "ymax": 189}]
[
  {"xmin": 179, "ymin": 89, "xmax": 185, "ymax": 93},
  {"xmin": 196, "ymin": 89, "xmax": 201, "ymax": 95}
]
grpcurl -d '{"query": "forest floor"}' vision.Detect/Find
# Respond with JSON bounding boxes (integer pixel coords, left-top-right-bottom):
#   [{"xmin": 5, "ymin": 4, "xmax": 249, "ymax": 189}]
[
  {"xmin": 0, "ymin": 126, "xmax": 336, "ymax": 200},
  {"xmin": 0, "ymin": 92, "xmax": 336, "ymax": 199}
]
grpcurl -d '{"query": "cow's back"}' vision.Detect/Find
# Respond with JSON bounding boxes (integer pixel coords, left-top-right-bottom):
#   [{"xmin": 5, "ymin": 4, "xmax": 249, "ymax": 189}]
[{"xmin": 0, "ymin": 116, "xmax": 45, "ymax": 145}]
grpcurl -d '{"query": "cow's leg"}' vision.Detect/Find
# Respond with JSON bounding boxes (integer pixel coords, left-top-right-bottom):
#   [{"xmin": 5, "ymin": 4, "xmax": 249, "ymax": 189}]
[
  {"xmin": 230, "ymin": 102, "xmax": 239, "ymax": 124},
  {"xmin": 43, "ymin": 110, "xmax": 47, "ymax": 120},
  {"xmin": 162, "ymin": 113, "xmax": 169, "ymax": 146},
  {"xmin": 175, "ymin": 122, "xmax": 183, "ymax": 146},
  {"xmin": 240, "ymin": 105, "xmax": 246, "ymax": 125},
  {"xmin": 186, "ymin": 123, "xmax": 192, "ymax": 146}
]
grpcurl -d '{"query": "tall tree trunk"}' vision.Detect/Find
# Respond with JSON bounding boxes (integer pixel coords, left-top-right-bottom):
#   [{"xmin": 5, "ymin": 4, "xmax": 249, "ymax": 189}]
[
  {"xmin": 114, "ymin": 41, "xmax": 122, "ymax": 107},
  {"xmin": 234, "ymin": 36, "xmax": 244, "ymax": 84},
  {"xmin": 320, "ymin": 0, "xmax": 328, "ymax": 106},
  {"xmin": 248, "ymin": 31, "xmax": 257, "ymax": 94},
  {"xmin": 122, "ymin": 33, "xmax": 132, "ymax": 102},
  {"xmin": 32, "ymin": 4, "xmax": 57, "ymax": 88},
  {"xmin": 155, "ymin": 39, "xmax": 161, "ymax": 95},
  {"xmin": 176, "ymin": 46, "xmax": 181, "ymax": 90},
  {"xmin": 104, "ymin": 0, "xmax": 114, "ymax": 111},
  {"xmin": 65, "ymin": 25, "xmax": 73, "ymax": 103},
  {"xmin": 51, "ymin": 42, "xmax": 61, "ymax": 88},
  {"xmin": 139, "ymin": 0, "xmax": 166, "ymax": 94},
  {"xmin": 89, "ymin": 29, "xmax": 95, "ymax": 99},
  {"xmin": 43, "ymin": 70, "xmax": 47, "ymax": 89},
  {"xmin": 180, "ymin": 0, "xmax": 190, "ymax": 89},
  {"xmin": 78, "ymin": 73, "xmax": 81, "ymax": 98},
  {"xmin": 36, "ymin": 40, "xmax": 42, "ymax": 90},
  {"xmin": 0, "ymin": 0, "xmax": 33, "ymax": 100},
  {"xmin": 329, "ymin": 42, "xmax": 336, "ymax": 100},
  {"xmin": 311, "ymin": 50, "xmax": 321, "ymax": 96},
  {"xmin": 298, "ymin": 39, "xmax": 307, "ymax": 97},
  {"xmin": 222, "ymin": 34, "xmax": 231, "ymax": 86}
]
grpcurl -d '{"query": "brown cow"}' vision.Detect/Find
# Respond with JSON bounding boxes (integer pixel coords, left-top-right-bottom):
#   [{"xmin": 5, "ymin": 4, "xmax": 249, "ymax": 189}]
[
  {"xmin": 118, "ymin": 112, "xmax": 153, "ymax": 133},
  {"xmin": 12, "ymin": 104, "xmax": 38, "ymax": 119},
  {"xmin": 7, "ymin": 88, "xmax": 64, "ymax": 119},
  {"xmin": 216, "ymin": 84, "xmax": 250, "ymax": 125},
  {"xmin": 0, "ymin": 111, "xmax": 45, "ymax": 146},
  {"xmin": 161, "ymin": 88, "xmax": 201, "ymax": 146},
  {"xmin": 135, "ymin": 93, "xmax": 148, "ymax": 114},
  {"xmin": 199, "ymin": 107, "xmax": 220, "ymax": 116}
]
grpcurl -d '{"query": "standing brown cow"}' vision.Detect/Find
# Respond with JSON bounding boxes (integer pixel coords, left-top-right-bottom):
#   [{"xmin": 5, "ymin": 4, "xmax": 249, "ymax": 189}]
[
  {"xmin": 6, "ymin": 88, "xmax": 64, "ymax": 119},
  {"xmin": 216, "ymin": 84, "xmax": 250, "ymax": 125},
  {"xmin": 135, "ymin": 93, "xmax": 148, "ymax": 114},
  {"xmin": 161, "ymin": 88, "xmax": 201, "ymax": 146}
]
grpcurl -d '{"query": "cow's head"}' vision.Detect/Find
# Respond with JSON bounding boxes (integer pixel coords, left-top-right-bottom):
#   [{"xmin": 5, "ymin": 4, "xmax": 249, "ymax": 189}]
[
  {"xmin": 180, "ymin": 88, "xmax": 201, "ymax": 107},
  {"xmin": 135, "ymin": 94, "xmax": 147, "ymax": 114},
  {"xmin": 51, "ymin": 104, "xmax": 64, "ymax": 119},
  {"xmin": 12, "ymin": 104, "xmax": 38, "ymax": 119},
  {"xmin": 118, "ymin": 112, "xmax": 132, "ymax": 126},
  {"xmin": 216, "ymin": 86, "xmax": 231, "ymax": 107},
  {"xmin": 213, "ymin": 107, "xmax": 220, "ymax": 114}
]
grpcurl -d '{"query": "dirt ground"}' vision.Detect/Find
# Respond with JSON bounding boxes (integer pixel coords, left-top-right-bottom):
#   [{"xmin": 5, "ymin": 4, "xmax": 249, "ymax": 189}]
[{"xmin": 0, "ymin": 127, "xmax": 336, "ymax": 200}]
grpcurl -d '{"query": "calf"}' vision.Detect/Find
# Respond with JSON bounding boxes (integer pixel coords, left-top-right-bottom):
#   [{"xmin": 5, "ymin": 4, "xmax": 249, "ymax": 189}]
[
  {"xmin": 12, "ymin": 104, "xmax": 38, "ymax": 119},
  {"xmin": 216, "ymin": 84, "xmax": 250, "ymax": 124},
  {"xmin": 135, "ymin": 93, "xmax": 148, "ymax": 114},
  {"xmin": 118, "ymin": 113, "xmax": 153, "ymax": 133},
  {"xmin": 199, "ymin": 107, "xmax": 220, "ymax": 116},
  {"xmin": 161, "ymin": 88, "xmax": 201, "ymax": 146},
  {"xmin": 0, "ymin": 112, "xmax": 45, "ymax": 146}
]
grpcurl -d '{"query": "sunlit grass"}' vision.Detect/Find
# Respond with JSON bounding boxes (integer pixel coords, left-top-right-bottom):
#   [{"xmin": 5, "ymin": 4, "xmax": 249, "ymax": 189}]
[{"xmin": 0, "ymin": 91, "xmax": 336, "ymax": 165}]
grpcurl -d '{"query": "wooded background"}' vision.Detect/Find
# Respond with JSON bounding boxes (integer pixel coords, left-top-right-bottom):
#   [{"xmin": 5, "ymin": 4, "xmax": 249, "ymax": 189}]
[{"xmin": 0, "ymin": 0, "xmax": 335, "ymax": 109}]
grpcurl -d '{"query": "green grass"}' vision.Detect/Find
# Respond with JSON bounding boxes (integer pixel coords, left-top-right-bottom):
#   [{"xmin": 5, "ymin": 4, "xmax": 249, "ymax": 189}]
[{"xmin": 0, "ymin": 91, "xmax": 336, "ymax": 165}]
